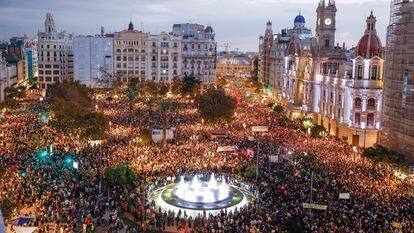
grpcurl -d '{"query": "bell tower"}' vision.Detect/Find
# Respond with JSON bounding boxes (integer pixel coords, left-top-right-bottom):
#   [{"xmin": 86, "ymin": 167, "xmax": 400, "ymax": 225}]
[
  {"xmin": 44, "ymin": 13, "xmax": 56, "ymax": 34},
  {"xmin": 316, "ymin": 0, "xmax": 337, "ymax": 50}
]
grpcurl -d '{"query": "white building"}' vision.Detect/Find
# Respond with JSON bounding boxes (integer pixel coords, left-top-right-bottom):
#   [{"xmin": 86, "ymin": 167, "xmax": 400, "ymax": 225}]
[
  {"xmin": 37, "ymin": 13, "xmax": 73, "ymax": 89},
  {"xmin": 148, "ymin": 32, "xmax": 182, "ymax": 82},
  {"xmin": 74, "ymin": 36, "xmax": 114, "ymax": 87},
  {"xmin": 172, "ymin": 24, "xmax": 217, "ymax": 84},
  {"xmin": 113, "ymin": 22, "xmax": 149, "ymax": 84},
  {"xmin": 0, "ymin": 58, "xmax": 17, "ymax": 102}
]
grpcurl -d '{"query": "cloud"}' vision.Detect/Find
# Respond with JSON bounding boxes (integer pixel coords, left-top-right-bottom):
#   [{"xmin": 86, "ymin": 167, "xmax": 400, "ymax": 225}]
[{"xmin": 0, "ymin": 0, "xmax": 390, "ymax": 51}]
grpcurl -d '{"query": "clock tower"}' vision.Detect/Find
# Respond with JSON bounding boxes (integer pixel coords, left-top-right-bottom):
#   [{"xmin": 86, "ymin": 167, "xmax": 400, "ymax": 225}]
[{"xmin": 316, "ymin": 0, "xmax": 337, "ymax": 50}]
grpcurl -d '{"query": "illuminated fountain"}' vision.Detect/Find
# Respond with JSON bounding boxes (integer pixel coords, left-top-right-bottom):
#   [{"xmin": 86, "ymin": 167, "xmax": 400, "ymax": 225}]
[
  {"xmin": 149, "ymin": 173, "xmax": 254, "ymax": 217},
  {"xmin": 175, "ymin": 173, "xmax": 230, "ymax": 203}
]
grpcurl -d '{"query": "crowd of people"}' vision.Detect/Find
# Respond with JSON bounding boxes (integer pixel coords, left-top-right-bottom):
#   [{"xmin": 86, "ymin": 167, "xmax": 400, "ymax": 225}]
[{"xmin": 0, "ymin": 82, "xmax": 413, "ymax": 233}]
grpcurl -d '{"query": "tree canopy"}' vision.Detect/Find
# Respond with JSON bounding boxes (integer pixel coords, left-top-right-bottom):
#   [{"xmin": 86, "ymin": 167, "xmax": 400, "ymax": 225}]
[
  {"xmin": 181, "ymin": 74, "xmax": 201, "ymax": 97},
  {"xmin": 196, "ymin": 87, "xmax": 236, "ymax": 123},
  {"xmin": 105, "ymin": 164, "xmax": 137, "ymax": 187},
  {"xmin": 49, "ymin": 81, "xmax": 109, "ymax": 140},
  {"xmin": 363, "ymin": 145, "xmax": 409, "ymax": 171}
]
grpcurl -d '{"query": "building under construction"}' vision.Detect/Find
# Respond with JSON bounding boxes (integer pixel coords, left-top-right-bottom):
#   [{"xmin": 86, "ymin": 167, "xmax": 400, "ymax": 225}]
[{"xmin": 381, "ymin": 0, "xmax": 414, "ymax": 163}]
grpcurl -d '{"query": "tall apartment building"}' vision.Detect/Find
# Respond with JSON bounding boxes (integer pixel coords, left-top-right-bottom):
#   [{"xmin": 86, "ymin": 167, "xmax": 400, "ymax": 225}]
[
  {"xmin": 113, "ymin": 22, "xmax": 148, "ymax": 84},
  {"xmin": 172, "ymin": 24, "xmax": 217, "ymax": 84},
  {"xmin": 148, "ymin": 32, "xmax": 182, "ymax": 82},
  {"xmin": 0, "ymin": 57, "xmax": 17, "ymax": 102},
  {"xmin": 37, "ymin": 13, "xmax": 74, "ymax": 89},
  {"xmin": 73, "ymin": 36, "xmax": 114, "ymax": 87},
  {"xmin": 381, "ymin": 0, "xmax": 414, "ymax": 162}
]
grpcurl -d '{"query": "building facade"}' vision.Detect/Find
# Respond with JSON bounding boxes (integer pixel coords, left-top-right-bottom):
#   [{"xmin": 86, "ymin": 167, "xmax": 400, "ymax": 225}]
[
  {"xmin": 73, "ymin": 36, "xmax": 114, "ymax": 88},
  {"xmin": 172, "ymin": 24, "xmax": 217, "ymax": 84},
  {"xmin": 260, "ymin": 0, "xmax": 384, "ymax": 148},
  {"xmin": 37, "ymin": 13, "xmax": 74, "ymax": 89},
  {"xmin": 113, "ymin": 22, "xmax": 149, "ymax": 84},
  {"xmin": 216, "ymin": 55, "xmax": 253, "ymax": 79},
  {"xmin": 148, "ymin": 32, "xmax": 182, "ymax": 82},
  {"xmin": 0, "ymin": 58, "xmax": 17, "ymax": 102},
  {"xmin": 381, "ymin": 0, "xmax": 414, "ymax": 162}
]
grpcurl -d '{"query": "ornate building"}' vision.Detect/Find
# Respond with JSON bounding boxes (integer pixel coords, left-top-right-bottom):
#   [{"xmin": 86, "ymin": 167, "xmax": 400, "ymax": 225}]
[
  {"xmin": 37, "ymin": 13, "xmax": 73, "ymax": 89},
  {"xmin": 381, "ymin": 0, "xmax": 414, "ymax": 162},
  {"xmin": 113, "ymin": 22, "xmax": 149, "ymax": 84},
  {"xmin": 172, "ymin": 24, "xmax": 217, "ymax": 84},
  {"xmin": 216, "ymin": 55, "xmax": 253, "ymax": 79},
  {"xmin": 260, "ymin": 0, "xmax": 384, "ymax": 148}
]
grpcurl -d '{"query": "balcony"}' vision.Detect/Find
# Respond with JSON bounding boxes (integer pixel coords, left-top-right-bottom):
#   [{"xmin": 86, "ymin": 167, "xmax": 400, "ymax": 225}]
[{"xmin": 350, "ymin": 79, "xmax": 383, "ymax": 89}]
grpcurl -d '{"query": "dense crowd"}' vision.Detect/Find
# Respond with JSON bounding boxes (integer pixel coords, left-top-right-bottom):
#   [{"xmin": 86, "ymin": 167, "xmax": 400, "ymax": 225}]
[{"xmin": 0, "ymin": 84, "xmax": 413, "ymax": 233}]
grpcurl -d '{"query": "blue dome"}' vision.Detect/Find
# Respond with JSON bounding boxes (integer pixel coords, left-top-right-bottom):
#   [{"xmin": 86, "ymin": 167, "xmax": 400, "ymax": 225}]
[{"xmin": 294, "ymin": 14, "xmax": 305, "ymax": 24}]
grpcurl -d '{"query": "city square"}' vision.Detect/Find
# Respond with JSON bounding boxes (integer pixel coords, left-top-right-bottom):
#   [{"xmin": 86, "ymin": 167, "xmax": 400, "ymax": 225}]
[{"xmin": 0, "ymin": 0, "xmax": 414, "ymax": 233}]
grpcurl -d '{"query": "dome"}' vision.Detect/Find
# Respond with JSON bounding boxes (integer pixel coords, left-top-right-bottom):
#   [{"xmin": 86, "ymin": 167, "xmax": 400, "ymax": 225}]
[
  {"xmin": 294, "ymin": 14, "xmax": 305, "ymax": 24},
  {"xmin": 356, "ymin": 34, "xmax": 381, "ymax": 58}
]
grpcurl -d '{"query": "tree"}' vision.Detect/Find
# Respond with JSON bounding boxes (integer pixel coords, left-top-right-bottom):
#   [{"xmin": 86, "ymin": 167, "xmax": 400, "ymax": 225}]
[
  {"xmin": 242, "ymin": 166, "xmax": 257, "ymax": 180},
  {"xmin": 0, "ymin": 98, "xmax": 19, "ymax": 110},
  {"xmin": 49, "ymin": 81, "xmax": 109, "ymax": 140},
  {"xmin": 159, "ymin": 101, "xmax": 181, "ymax": 144},
  {"xmin": 181, "ymin": 74, "xmax": 201, "ymax": 97},
  {"xmin": 105, "ymin": 164, "xmax": 137, "ymax": 187},
  {"xmin": 171, "ymin": 76, "xmax": 183, "ymax": 96},
  {"xmin": 4, "ymin": 85, "xmax": 26, "ymax": 99},
  {"xmin": 216, "ymin": 77, "xmax": 228, "ymax": 88},
  {"xmin": 273, "ymin": 105, "xmax": 284, "ymax": 113},
  {"xmin": 363, "ymin": 145, "xmax": 409, "ymax": 172},
  {"xmin": 310, "ymin": 125, "xmax": 327, "ymax": 138},
  {"xmin": 158, "ymin": 83, "xmax": 170, "ymax": 97},
  {"xmin": 139, "ymin": 128, "xmax": 152, "ymax": 146},
  {"xmin": 196, "ymin": 88, "xmax": 237, "ymax": 123}
]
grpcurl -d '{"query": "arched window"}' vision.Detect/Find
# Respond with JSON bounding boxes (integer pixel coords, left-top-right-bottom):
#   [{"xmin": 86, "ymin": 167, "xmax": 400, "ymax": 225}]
[
  {"xmin": 367, "ymin": 98, "xmax": 376, "ymax": 109},
  {"xmin": 354, "ymin": 98, "xmax": 362, "ymax": 108}
]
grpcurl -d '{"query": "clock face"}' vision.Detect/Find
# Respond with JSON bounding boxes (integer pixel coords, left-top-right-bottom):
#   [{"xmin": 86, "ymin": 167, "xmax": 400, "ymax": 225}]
[{"xmin": 325, "ymin": 18, "xmax": 332, "ymax": 26}]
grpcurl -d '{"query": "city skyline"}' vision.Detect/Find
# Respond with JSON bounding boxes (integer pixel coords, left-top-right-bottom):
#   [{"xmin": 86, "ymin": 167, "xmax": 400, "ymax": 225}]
[{"xmin": 0, "ymin": 0, "xmax": 389, "ymax": 52}]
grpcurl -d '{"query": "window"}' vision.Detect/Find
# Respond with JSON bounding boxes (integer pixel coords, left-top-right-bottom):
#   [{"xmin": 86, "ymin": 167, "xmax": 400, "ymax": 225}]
[
  {"xmin": 354, "ymin": 98, "xmax": 362, "ymax": 108},
  {"xmin": 371, "ymin": 65, "xmax": 378, "ymax": 80},
  {"xmin": 355, "ymin": 113, "xmax": 361, "ymax": 126},
  {"xmin": 357, "ymin": 65, "xmax": 363, "ymax": 79},
  {"xmin": 367, "ymin": 113, "xmax": 374, "ymax": 127},
  {"xmin": 367, "ymin": 98, "xmax": 375, "ymax": 109},
  {"xmin": 325, "ymin": 39, "xmax": 330, "ymax": 48}
]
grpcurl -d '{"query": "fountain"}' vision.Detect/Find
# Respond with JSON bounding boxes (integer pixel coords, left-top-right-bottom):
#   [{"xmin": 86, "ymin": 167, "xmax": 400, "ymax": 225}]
[
  {"xmin": 175, "ymin": 173, "xmax": 230, "ymax": 203},
  {"xmin": 149, "ymin": 173, "xmax": 254, "ymax": 217}
]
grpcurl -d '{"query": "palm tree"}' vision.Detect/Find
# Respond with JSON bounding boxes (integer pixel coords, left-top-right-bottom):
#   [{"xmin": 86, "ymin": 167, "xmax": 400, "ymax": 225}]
[{"xmin": 159, "ymin": 101, "xmax": 181, "ymax": 145}]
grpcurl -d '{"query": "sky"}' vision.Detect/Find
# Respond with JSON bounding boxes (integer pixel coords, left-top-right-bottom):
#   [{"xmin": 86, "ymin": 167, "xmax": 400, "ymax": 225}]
[{"xmin": 0, "ymin": 0, "xmax": 390, "ymax": 52}]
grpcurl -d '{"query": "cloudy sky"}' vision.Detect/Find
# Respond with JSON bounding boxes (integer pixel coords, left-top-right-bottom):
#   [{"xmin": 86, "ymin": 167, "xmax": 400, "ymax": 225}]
[{"xmin": 0, "ymin": 0, "xmax": 390, "ymax": 52}]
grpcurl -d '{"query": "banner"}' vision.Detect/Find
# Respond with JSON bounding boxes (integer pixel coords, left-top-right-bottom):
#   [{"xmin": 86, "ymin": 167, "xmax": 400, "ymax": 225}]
[
  {"xmin": 217, "ymin": 146, "xmax": 238, "ymax": 152},
  {"xmin": 302, "ymin": 203, "xmax": 327, "ymax": 210},
  {"xmin": 252, "ymin": 126, "xmax": 268, "ymax": 132},
  {"xmin": 269, "ymin": 155, "xmax": 279, "ymax": 163},
  {"xmin": 339, "ymin": 193, "xmax": 350, "ymax": 199}
]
